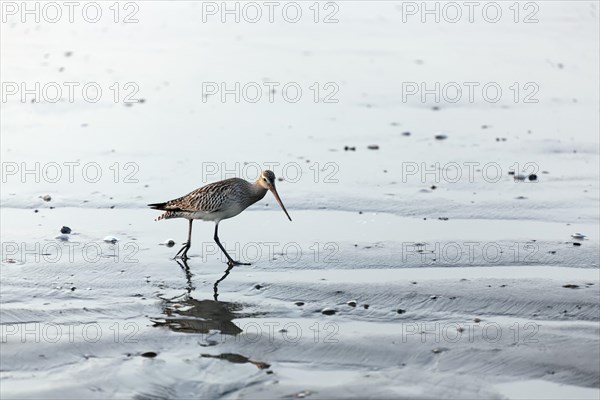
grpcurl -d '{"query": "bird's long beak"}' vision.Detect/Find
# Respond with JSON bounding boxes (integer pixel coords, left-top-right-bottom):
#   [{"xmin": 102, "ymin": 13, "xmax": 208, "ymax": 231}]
[{"xmin": 270, "ymin": 187, "xmax": 292, "ymax": 221}]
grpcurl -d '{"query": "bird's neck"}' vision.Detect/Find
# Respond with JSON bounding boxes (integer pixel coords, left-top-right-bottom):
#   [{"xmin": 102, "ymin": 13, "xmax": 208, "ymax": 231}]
[{"xmin": 250, "ymin": 182, "xmax": 268, "ymax": 203}]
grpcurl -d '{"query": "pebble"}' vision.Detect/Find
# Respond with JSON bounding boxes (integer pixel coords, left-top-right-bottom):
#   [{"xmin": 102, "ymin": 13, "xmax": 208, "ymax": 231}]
[
  {"xmin": 434, "ymin": 133, "xmax": 447, "ymax": 140},
  {"xmin": 103, "ymin": 236, "xmax": 119, "ymax": 244},
  {"xmin": 164, "ymin": 239, "xmax": 175, "ymax": 247},
  {"xmin": 141, "ymin": 352, "xmax": 157, "ymax": 358},
  {"xmin": 344, "ymin": 146, "xmax": 356, "ymax": 151},
  {"xmin": 571, "ymin": 233, "xmax": 586, "ymax": 239},
  {"xmin": 397, "ymin": 309, "xmax": 406, "ymax": 314},
  {"xmin": 40, "ymin": 195, "xmax": 52, "ymax": 202},
  {"xmin": 562, "ymin": 284, "xmax": 579, "ymax": 289},
  {"xmin": 347, "ymin": 300, "xmax": 357, "ymax": 307},
  {"xmin": 528, "ymin": 174, "xmax": 538, "ymax": 181},
  {"xmin": 573, "ymin": 242, "xmax": 582, "ymax": 246},
  {"xmin": 60, "ymin": 226, "xmax": 72, "ymax": 234},
  {"xmin": 294, "ymin": 301, "xmax": 305, "ymax": 306},
  {"xmin": 321, "ymin": 308, "xmax": 336, "ymax": 315},
  {"xmin": 474, "ymin": 318, "xmax": 481, "ymax": 323},
  {"xmin": 367, "ymin": 145, "xmax": 379, "ymax": 150},
  {"xmin": 402, "ymin": 131, "xmax": 411, "ymax": 136}
]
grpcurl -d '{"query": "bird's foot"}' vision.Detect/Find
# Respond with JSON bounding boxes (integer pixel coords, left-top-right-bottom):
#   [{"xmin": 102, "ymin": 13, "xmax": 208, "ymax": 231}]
[{"xmin": 174, "ymin": 242, "xmax": 191, "ymax": 260}]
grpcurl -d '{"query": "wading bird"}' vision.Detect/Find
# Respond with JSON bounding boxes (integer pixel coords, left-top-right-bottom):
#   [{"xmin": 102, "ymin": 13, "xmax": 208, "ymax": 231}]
[{"xmin": 148, "ymin": 170, "xmax": 291, "ymax": 264}]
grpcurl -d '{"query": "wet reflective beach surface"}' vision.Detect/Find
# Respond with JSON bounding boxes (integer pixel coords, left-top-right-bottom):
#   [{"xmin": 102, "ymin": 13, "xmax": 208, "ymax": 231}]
[{"xmin": 1, "ymin": 1, "xmax": 599, "ymax": 398}]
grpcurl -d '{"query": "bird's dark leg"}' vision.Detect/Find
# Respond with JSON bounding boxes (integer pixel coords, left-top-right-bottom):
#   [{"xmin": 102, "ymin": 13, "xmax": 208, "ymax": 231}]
[
  {"xmin": 174, "ymin": 219, "xmax": 193, "ymax": 260},
  {"xmin": 213, "ymin": 222, "xmax": 251, "ymax": 267}
]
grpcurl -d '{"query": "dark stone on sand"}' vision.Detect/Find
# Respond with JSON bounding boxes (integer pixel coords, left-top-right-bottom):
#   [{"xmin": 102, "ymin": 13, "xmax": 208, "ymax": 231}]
[
  {"xmin": 321, "ymin": 308, "xmax": 336, "ymax": 315},
  {"xmin": 34, "ymin": 209, "xmax": 39, "ymax": 213},
  {"xmin": 508, "ymin": 171, "xmax": 515, "ymax": 175},
  {"xmin": 430, "ymin": 185, "xmax": 437, "ymax": 190},
  {"xmin": 402, "ymin": 131, "xmax": 411, "ymax": 136},
  {"xmin": 141, "ymin": 352, "xmax": 157, "ymax": 358},
  {"xmin": 562, "ymin": 284, "xmax": 579, "ymax": 289},
  {"xmin": 367, "ymin": 145, "xmax": 379, "ymax": 150},
  {"xmin": 474, "ymin": 318, "xmax": 481, "ymax": 323},
  {"xmin": 363, "ymin": 304, "xmax": 370, "ymax": 309},
  {"xmin": 572, "ymin": 242, "xmax": 581, "ymax": 246},
  {"xmin": 344, "ymin": 146, "xmax": 356, "ymax": 151},
  {"xmin": 397, "ymin": 309, "xmax": 406, "ymax": 314},
  {"xmin": 70, "ymin": 287, "xmax": 76, "ymax": 291},
  {"xmin": 347, "ymin": 301, "xmax": 357, "ymax": 307},
  {"xmin": 61, "ymin": 226, "xmax": 72, "ymax": 234},
  {"xmin": 254, "ymin": 284, "xmax": 263, "ymax": 290},
  {"xmin": 434, "ymin": 134, "xmax": 447, "ymax": 140},
  {"xmin": 432, "ymin": 106, "xmax": 440, "ymax": 111},
  {"xmin": 41, "ymin": 195, "xmax": 52, "ymax": 202},
  {"xmin": 438, "ymin": 217, "xmax": 448, "ymax": 221},
  {"xmin": 528, "ymin": 174, "xmax": 538, "ymax": 181},
  {"xmin": 294, "ymin": 301, "xmax": 305, "ymax": 306}
]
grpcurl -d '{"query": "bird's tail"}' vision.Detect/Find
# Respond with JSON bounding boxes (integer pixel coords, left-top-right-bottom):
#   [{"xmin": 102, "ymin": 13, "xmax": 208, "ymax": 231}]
[
  {"xmin": 148, "ymin": 202, "xmax": 171, "ymax": 221},
  {"xmin": 148, "ymin": 202, "xmax": 167, "ymax": 210}
]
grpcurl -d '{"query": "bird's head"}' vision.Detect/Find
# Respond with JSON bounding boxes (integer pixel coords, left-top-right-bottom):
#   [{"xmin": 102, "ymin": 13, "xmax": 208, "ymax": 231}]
[{"xmin": 257, "ymin": 170, "xmax": 292, "ymax": 221}]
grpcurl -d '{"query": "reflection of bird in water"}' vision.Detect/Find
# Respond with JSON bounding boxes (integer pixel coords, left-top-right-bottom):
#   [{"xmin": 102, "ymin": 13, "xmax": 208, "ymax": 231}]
[
  {"xmin": 149, "ymin": 170, "xmax": 292, "ymax": 263},
  {"xmin": 176, "ymin": 258, "xmax": 232, "ymax": 301},
  {"xmin": 176, "ymin": 259, "xmax": 194, "ymax": 294},
  {"xmin": 153, "ymin": 295, "xmax": 244, "ymax": 336},
  {"xmin": 152, "ymin": 259, "xmax": 248, "ymax": 335},
  {"xmin": 213, "ymin": 264, "xmax": 233, "ymax": 301}
]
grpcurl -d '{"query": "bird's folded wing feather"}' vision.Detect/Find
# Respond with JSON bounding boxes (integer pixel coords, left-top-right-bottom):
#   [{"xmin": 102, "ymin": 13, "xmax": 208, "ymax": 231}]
[{"xmin": 161, "ymin": 180, "xmax": 238, "ymax": 214}]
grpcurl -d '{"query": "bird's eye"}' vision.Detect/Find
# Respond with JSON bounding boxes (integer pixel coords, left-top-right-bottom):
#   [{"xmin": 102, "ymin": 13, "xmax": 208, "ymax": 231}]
[{"xmin": 263, "ymin": 178, "xmax": 267, "ymax": 181}]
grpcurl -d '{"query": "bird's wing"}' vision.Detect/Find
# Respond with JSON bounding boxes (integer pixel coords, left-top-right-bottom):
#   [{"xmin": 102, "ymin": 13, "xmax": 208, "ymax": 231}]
[{"xmin": 151, "ymin": 179, "xmax": 242, "ymax": 214}]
